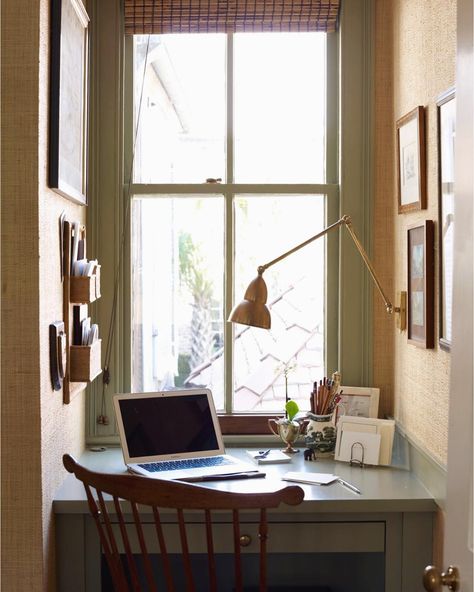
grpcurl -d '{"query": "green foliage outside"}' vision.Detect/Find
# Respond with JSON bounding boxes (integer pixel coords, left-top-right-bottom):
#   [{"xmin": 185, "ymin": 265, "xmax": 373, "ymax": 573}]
[{"xmin": 176, "ymin": 353, "xmax": 191, "ymax": 387}]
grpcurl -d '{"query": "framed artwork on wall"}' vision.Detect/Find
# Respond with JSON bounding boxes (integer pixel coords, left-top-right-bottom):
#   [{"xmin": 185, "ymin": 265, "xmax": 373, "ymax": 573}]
[
  {"xmin": 407, "ymin": 220, "xmax": 434, "ymax": 348},
  {"xmin": 49, "ymin": 0, "xmax": 90, "ymax": 205},
  {"xmin": 396, "ymin": 106, "xmax": 427, "ymax": 214},
  {"xmin": 437, "ymin": 88, "xmax": 456, "ymax": 351}
]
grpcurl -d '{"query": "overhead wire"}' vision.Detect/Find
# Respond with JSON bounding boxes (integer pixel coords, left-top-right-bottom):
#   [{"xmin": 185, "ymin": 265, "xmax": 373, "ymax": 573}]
[{"xmin": 98, "ymin": 32, "xmax": 152, "ymax": 424}]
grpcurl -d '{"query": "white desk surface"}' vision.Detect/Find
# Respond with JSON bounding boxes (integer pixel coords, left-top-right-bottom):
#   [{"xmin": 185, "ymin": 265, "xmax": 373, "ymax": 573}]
[{"xmin": 53, "ymin": 446, "xmax": 436, "ymax": 515}]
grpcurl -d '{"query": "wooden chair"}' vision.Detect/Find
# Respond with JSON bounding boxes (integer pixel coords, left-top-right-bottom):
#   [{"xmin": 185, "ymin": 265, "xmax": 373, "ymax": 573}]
[{"xmin": 63, "ymin": 454, "xmax": 305, "ymax": 592}]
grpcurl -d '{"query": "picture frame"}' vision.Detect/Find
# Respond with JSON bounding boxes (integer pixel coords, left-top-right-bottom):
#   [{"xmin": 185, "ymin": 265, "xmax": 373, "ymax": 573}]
[
  {"xmin": 338, "ymin": 386, "xmax": 380, "ymax": 418},
  {"xmin": 407, "ymin": 220, "xmax": 435, "ymax": 348},
  {"xmin": 437, "ymin": 88, "xmax": 456, "ymax": 351},
  {"xmin": 49, "ymin": 0, "xmax": 90, "ymax": 205},
  {"xmin": 396, "ymin": 106, "xmax": 427, "ymax": 213}
]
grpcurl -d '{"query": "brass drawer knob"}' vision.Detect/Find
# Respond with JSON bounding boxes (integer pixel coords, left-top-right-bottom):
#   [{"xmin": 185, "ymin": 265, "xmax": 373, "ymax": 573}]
[
  {"xmin": 423, "ymin": 565, "xmax": 459, "ymax": 591},
  {"xmin": 239, "ymin": 534, "xmax": 252, "ymax": 547}
]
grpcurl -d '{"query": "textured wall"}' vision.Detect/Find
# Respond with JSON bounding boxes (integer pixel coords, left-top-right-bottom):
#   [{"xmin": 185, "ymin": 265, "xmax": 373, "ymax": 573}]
[
  {"xmin": 1, "ymin": 0, "xmax": 86, "ymax": 590},
  {"xmin": 1, "ymin": 1, "xmax": 44, "ymax": 586},
  {"xmin": 374, "ymin": 0, "xmax": 456, "ymax": 466},
  {"xmin": 373, "ymin": 0, "xmax": 395, "ymax": 420}
]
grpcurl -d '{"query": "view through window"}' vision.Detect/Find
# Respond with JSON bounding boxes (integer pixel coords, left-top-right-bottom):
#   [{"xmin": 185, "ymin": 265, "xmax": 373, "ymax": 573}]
[{"xmin": 130, "ymin": 32, "xmax": 332, "ymax": 413}]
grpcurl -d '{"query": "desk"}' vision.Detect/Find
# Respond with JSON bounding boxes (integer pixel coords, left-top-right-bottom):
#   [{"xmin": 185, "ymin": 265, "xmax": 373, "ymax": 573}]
[{"xmin": 54, "ymin": 447, "xmax": 436, "ymax": 591}]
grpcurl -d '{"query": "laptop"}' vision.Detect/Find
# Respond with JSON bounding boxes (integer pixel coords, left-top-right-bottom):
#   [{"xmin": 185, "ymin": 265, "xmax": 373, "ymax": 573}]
[{"xmin": 114, "ymin": 389, "xmax": 262, "ymax": 481}]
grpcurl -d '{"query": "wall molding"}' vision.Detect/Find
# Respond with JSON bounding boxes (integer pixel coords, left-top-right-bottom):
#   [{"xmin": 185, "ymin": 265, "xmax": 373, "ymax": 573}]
[{"xmin": 394, "ymin": 422, "xmax": 447, "ymax": 509}]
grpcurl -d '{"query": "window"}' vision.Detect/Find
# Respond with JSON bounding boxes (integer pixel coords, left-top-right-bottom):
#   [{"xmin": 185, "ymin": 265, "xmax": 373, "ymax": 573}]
[
  {"xmin": 129, "ymin": 32, "xmax": 337, "ymax": 415},
  {"xmin": 88, "ymin": 1, "xmax": 373, "ymax": 440}
]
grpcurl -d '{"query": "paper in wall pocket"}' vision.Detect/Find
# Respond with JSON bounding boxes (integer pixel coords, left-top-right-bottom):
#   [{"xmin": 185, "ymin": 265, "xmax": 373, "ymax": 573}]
[{"xmin": 73, "ymin": 304, "xmax": 88, "ymax": 345}]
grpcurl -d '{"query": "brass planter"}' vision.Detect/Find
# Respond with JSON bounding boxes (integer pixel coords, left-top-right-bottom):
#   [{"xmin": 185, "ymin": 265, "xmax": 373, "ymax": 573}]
[{"xmin": 268, "ymin": 418, "xmax": 302, "ymax": 453}]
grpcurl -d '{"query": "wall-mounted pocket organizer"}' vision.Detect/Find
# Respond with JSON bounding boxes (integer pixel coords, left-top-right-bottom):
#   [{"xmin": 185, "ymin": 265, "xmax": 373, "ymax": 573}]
[
  {"xmin": 70, "ymin": 339, "xmax": 102, "ymax": 382},
  {"xmin": 62, "ymin": 220, "xmax": 102, "ymax": 404},
  {"xmin": 70, "ymin": 266, "xmax": 101, "ymax": 303}
]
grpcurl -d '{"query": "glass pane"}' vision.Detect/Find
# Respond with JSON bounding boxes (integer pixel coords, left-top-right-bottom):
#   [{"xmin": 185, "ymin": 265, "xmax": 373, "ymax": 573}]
[
  {"xmin": 131, "ymin": 196, "xmax": 225, "ymax": 410},
  {"xmin": 233, "ymin": 195, "xmax": 325, "ymax": 413},
  {"xmin": 133, "ymin": 35, "xmax": 226, "ymax": 183},
  {"xmin": 234, "ymin": 33, "xmax": 326, "ymax": 183}
]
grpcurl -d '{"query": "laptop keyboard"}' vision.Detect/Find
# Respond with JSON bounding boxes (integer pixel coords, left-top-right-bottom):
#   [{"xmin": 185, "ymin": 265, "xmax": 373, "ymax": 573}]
[{"xmin": 139, "ymin": 456, "xmax": 236, "ymax": 473}]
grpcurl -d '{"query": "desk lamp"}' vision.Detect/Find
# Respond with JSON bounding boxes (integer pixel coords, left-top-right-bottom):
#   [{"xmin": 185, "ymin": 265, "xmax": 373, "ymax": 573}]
[{"xmin": 228, "ymin": 215, "xmax": 406, "ymax": 330}]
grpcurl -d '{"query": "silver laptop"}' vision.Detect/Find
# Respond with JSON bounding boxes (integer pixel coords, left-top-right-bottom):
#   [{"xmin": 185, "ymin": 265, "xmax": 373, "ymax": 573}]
[{"xmin": 114, "ymin": 389, "xmax": 261, "ymax": 481}]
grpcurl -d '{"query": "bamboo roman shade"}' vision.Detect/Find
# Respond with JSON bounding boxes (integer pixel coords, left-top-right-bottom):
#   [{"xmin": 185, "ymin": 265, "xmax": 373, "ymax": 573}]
[{"xmin": 124, "ymin": 1, "xmax": 341, "ymax": 35}]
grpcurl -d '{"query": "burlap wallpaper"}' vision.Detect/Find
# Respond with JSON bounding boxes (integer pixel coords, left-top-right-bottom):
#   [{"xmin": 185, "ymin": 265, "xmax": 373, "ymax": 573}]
[
  {"xmin": 374, "ymin": 0, "xmax": 455, "ymax": 466},
  {"xmin": 1, "ymin": 0, "xmax": 86, "ymax": 590}
]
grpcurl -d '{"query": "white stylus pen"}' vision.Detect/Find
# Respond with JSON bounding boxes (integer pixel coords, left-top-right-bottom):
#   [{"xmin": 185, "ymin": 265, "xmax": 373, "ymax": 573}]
[{"xmin": 337, "ymin": 478, "xmax": 361, "ymax": 495}]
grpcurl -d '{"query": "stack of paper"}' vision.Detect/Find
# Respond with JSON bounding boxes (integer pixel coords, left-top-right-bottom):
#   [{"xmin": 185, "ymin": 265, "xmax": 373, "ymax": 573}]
[
  {"xmin": 282, "ymin": 472, "xmax": 338, "ymax": 485},
  {"xmin": 246, "ymin": 450, "xmax": 291, "ymax": 464},
  {"xmin": 334, "ymin": 416, "xmax": 395, "ymax": 465}
]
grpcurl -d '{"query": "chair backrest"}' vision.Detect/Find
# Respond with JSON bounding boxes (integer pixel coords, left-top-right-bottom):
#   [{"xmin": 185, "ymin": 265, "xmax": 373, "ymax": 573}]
[{"xmin": 63, "ymin": 454, "xmax": 304, "ymax": 592}]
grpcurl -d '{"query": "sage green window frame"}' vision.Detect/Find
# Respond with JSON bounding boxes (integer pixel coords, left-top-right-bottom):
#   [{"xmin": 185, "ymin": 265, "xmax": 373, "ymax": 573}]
[{"xmin": 86, "ymin": 0, "xmax": 374, "ymax": 444}]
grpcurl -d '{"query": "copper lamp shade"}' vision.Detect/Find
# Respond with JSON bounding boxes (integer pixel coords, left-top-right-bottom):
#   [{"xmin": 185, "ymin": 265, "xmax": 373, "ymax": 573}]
[{"xmin": 228, "ymin": 273, "xmax": 271, "ymax": 329}]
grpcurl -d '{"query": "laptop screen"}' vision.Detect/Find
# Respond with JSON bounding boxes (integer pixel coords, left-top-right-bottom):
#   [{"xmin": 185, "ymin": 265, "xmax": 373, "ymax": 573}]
[{"xmin": 117, "ymin": 392, "xmax": 221, "ymax": 459}]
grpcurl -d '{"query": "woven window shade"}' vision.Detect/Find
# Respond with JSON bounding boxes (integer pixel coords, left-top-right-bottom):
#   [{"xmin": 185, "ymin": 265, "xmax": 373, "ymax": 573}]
[{"xmin": 124, "ymin": 1, "xmax": 340, "ymax": 35}]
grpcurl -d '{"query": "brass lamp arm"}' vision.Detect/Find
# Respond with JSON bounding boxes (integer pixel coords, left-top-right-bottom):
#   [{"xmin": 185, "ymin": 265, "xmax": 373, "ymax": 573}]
[{"xmin": 258, "ymin": 215, "xmax": 398, "ymax": 316}]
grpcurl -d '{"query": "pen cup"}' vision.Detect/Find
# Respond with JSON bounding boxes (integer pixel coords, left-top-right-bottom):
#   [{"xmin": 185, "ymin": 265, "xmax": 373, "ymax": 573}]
[
  {"xmin": 305, "ymin": 413, "xmax": 336, "ymax": 455},
  {"xmin": 305, "ymin": 403, "xmax": 345, "ymax": 456}
]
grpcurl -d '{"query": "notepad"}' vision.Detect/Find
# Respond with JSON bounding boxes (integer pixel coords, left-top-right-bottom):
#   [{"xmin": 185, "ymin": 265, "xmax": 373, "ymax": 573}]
[
  {"xmin": 281, "ymin": 471, "xmax": 338, "ymax": 485},
  {"xmin": 246, "ymin": 450, "xmax": 291, "ymax": 464}
]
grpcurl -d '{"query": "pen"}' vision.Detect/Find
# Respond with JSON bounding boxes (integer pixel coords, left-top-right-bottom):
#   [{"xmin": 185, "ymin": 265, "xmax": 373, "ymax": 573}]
[
  {"xmin": 337, "ymin": 478, "xmax": 361, "ymax": 495},
  {"xmin": 256, "ymin": 449, "xmax": 271, "ymax": 459},
  {"xmin": 181, "ymin": 472, "xmax": 265, "ymax": 482}
]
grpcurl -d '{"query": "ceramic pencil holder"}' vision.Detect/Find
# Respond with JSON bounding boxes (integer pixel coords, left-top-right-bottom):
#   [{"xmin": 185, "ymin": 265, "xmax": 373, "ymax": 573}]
[{"xmin": 305, "ymin": 404, "xmax": 344, "ymax": 455}]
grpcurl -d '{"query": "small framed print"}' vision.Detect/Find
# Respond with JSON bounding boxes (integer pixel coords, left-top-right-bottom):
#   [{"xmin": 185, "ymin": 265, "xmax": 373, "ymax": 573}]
[
  {"xmin": 338, "ymin": 386, "xmax": 380, "ymax": 418},
  {"xmin": 407, "ymin": 220, "xmax": 434, "ymax": 348},
  {"xmin": 396, "ymin": 106, "xmax": 427, "ymax": 213},
  {"xmin": 437, "ymin": 88, "xmax": 456, "ymax": 351}
]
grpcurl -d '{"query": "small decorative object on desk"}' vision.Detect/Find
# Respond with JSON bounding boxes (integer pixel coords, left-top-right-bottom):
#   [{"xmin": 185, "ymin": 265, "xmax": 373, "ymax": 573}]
[
  {"xmin": 268, "ymin": 400, "xmax": 305, "ymax": 454},
  {"xmin": 305, "ymin": 372, "xmax": 344, "ymax": 457}
]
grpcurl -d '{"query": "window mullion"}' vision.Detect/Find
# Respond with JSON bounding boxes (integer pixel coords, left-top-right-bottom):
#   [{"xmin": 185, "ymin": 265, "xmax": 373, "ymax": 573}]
[
  {"xmin": 130, "ymin": 183, "xmax": 338, "ymax": 195},
  {"xmin": 226, "ymin": 33, "xmax": 234, "ymax": 184},
  {"xmin": 224, "ymin": 33, "xmax": 234, "ymax": 414},
  {"xmin": 224, "ymin": 190, "xmax": 234, "ymax": 414}
]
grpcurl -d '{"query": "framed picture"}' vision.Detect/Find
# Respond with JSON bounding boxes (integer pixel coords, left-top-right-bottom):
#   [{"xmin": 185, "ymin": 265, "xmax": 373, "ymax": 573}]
[
  {"xmin": 338, "ymin": 386, "xmax": 380, "ymax": 418},
  {"xmin": 396, "ymin": 106, "xmax": 427, "ymax": 213},
  {"xmin": 49, "ymin": 0, "xmax": 90, "ymax": 205},
  {"xmin": 437, "ymin": 88, "xmax": 456, "ymax": 351},
  {"xmin": 407, "ymin": 221, "xmax": 434, "ymax": 348}
]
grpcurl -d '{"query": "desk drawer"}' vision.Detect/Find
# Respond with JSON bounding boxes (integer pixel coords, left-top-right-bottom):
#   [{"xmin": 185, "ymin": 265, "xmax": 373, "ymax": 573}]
[{"xmin": 112, "ymin": 521, "xmax": 384, "ymax": 554}]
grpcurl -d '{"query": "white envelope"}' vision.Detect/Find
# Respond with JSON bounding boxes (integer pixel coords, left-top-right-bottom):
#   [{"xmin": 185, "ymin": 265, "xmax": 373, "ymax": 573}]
[
  {"xmin": 336, "ymin": 431, "xmax": 381, "ymax": 465},
  {"xmin": 335, "ymin": 416, "xmax": 395, "ymax": 465}
]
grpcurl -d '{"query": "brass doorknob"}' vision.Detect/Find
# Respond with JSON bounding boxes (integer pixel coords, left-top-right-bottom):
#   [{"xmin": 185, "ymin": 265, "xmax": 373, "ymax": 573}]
[
  {"xmin": 423, "ymin": 565, "xmax": 460, "ymax": 591},
  {"xmin": 239, "ymin": 534, "xmax": 252, "ymax": 547}
]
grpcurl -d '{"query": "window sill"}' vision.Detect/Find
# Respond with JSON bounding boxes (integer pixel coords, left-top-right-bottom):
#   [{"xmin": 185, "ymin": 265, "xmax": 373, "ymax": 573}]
[{"xmin": 218, "ymin": 414, "xmax": 281, "ymax": 435}]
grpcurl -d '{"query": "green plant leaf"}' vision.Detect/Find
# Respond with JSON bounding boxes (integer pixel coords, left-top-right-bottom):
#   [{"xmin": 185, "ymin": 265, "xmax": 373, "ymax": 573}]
[{"xmin": 285, "ymin": 400, "xmax": 299, "ymax": 422}]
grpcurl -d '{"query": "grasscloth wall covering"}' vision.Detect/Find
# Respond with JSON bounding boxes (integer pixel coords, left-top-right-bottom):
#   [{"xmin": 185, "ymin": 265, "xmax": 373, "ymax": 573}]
[
  {"xmin": 1, "ymin": 0, "xmax": 86, "ymax": 590},
  {"xmin": 374, "ymin": 0, "xmax": 455, "ymax": 466},
  {"xmin": 373, "ymin": 0, "xmax": 395, "ymax": 421}
]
